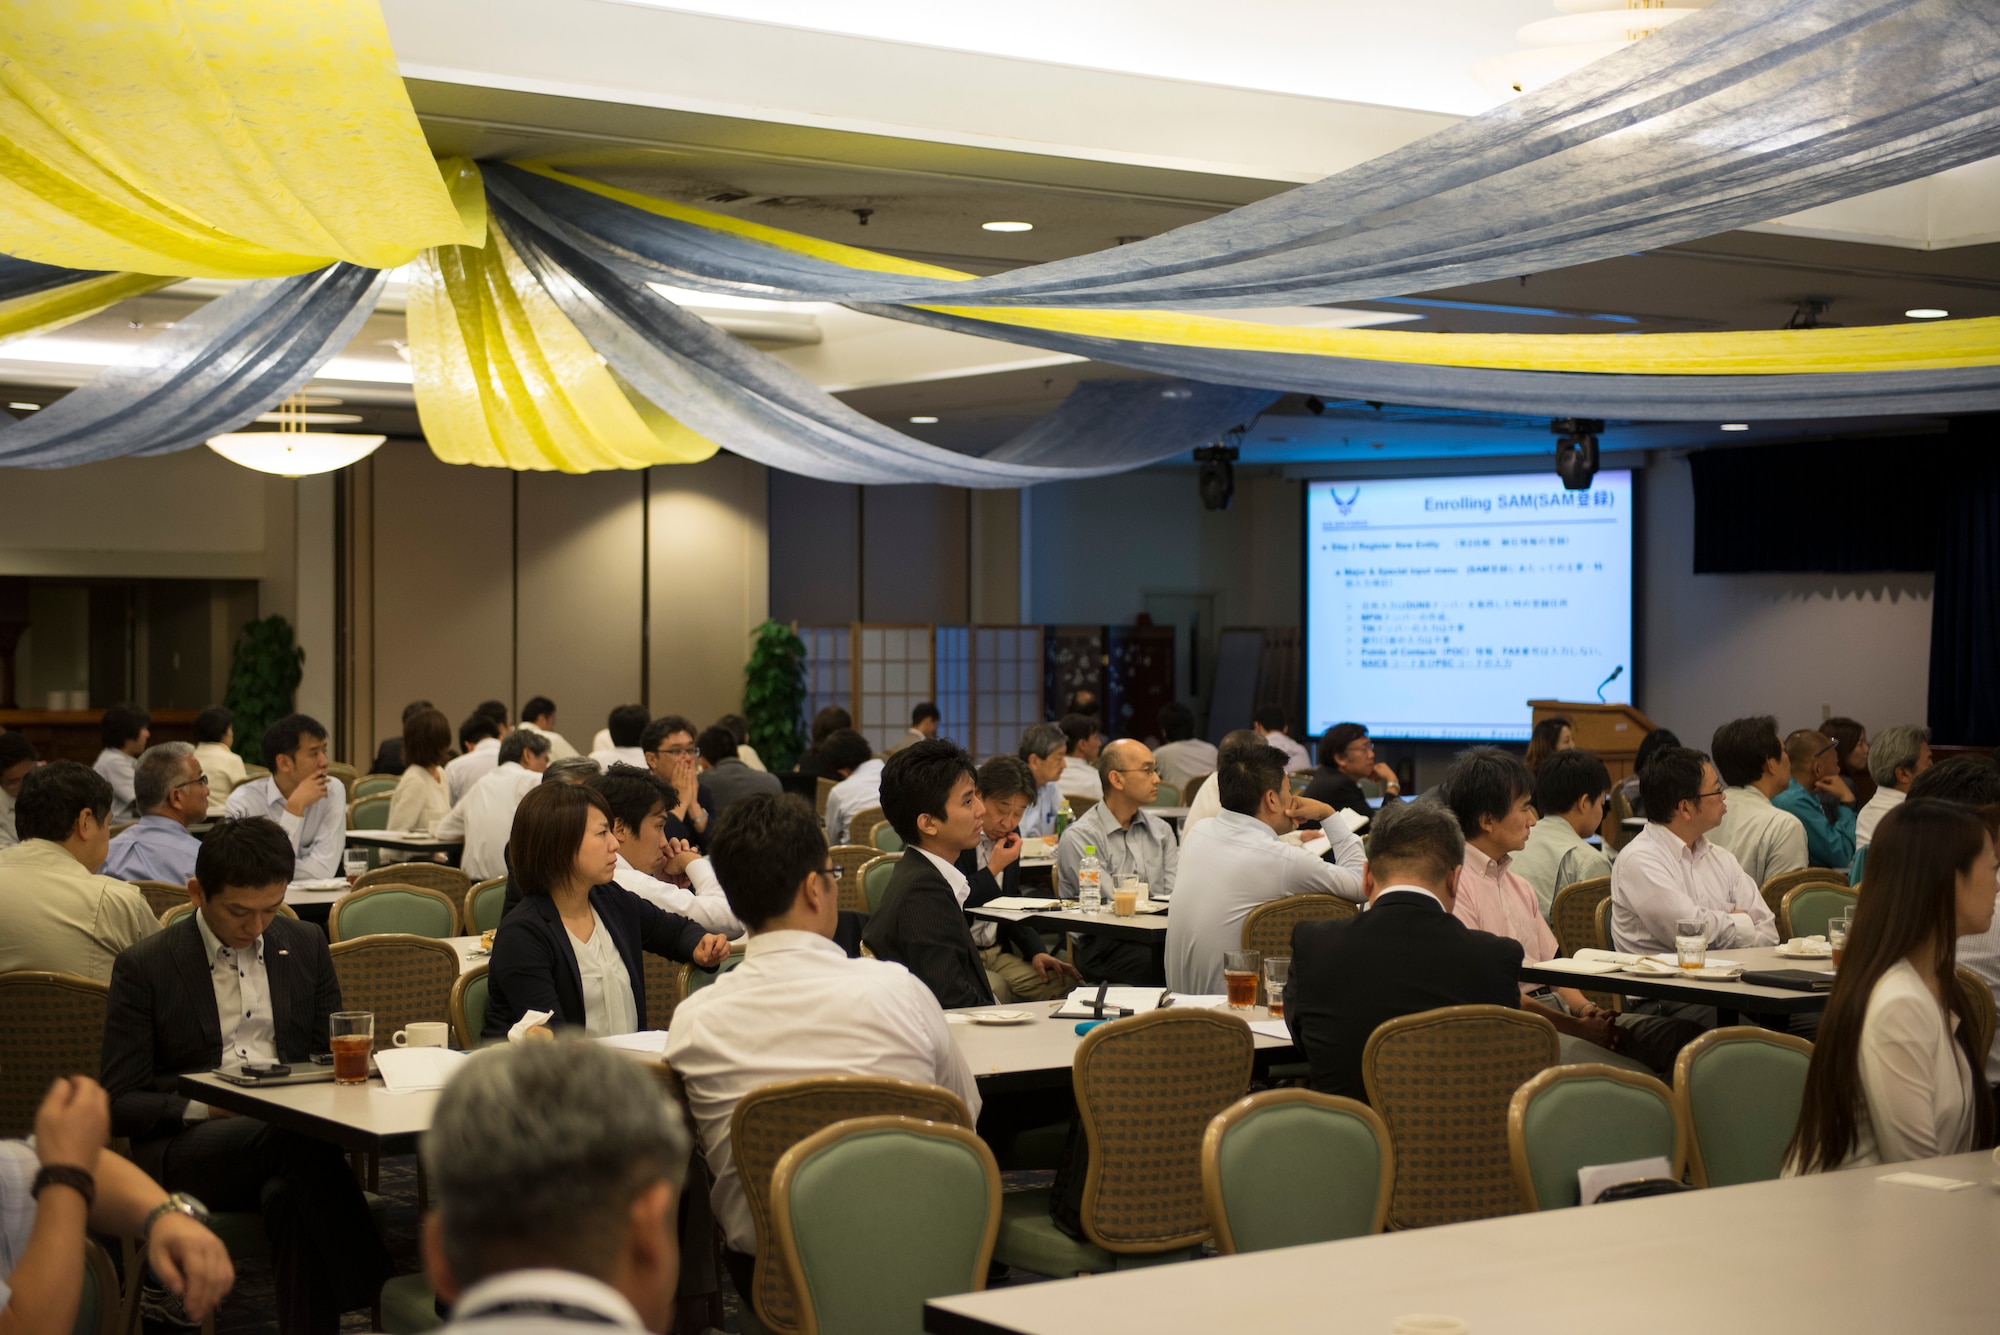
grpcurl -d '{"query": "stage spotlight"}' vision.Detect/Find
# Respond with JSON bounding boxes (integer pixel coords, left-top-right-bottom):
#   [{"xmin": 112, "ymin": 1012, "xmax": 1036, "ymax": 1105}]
[
  {"xmin": 1303, "ymin": 395, "xmax": 1326, "ymax": 416},
  {"xmin": 1550, "ymin": 417, "xmax": 1604, "ymax": 490},
  {"xmin": 1194, "ymin": 440, "xmax": 1240, "ymax": 511}
]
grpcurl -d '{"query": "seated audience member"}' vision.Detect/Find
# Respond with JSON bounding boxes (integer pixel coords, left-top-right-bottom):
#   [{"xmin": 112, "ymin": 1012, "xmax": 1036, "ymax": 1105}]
[
  {"xmin": 1056, "ymin": 714, "xmax": 1105, "ymax": 802},
  {"xmin": 445, "ymin": 712, "xmax": 504, "ymax": 807},
  {"xmin": 1615, "ymin": 727, "xmax": 1680, "ymax": 822},
  {"xmin": 819, "ymin": 729, "xmax": 884, "ymax": 844},
  {"xmin": 1301, "ymin": 722, "xmax": 1403, "ymax": 834},
  {"xmin": 93, "ymin": 703, "xmax": 151, "ymax": 825},
  {"xmin": 642, "ymin": 715, "xmax": 717, "ymax": 851},
  {"xmin": 1773, "ymin": 729, "xmax": 1859, "ymax": 870},
  {"xmin": 1439, "ymin": 748, "xmax": 1693, "ymax": 1076},
  {"xmin": 1611, "ymin": 746, "xmax": 1778, "ymax": 958},
  {"xmin": 1523, "ymin": 715, "xmax": 1574, "ymax": 775},
  {"xmin": 515, "ymin": 694, "xmax": 579, "ymax": 761},
  {"xmin": 590, "ymin": 704, "xmax": 651, "ymax": 771},
  {"xmin": 191, "ymin": 707, "xmax": 247, "ymax": 814},
  {"xmin": 484, "ymin": 783, "xmax": 728, "ymax": 1040},
  {"xmin": 0, "ymin": 730, "xmax": 36, "ymax": 851},
  {"xmin": 964, "ymin": 756, "xmax": 1079, "ymax": 1001},
  {"xmin": 1706, "ymin": 715, "xmax": 1810, "ymax": 887},
  {"xmin": 225, "ymin": 714, "xmax": 346, "ymax": 880},
  {"xmin": 0, "ymin": 1076, "xmax": 234, "ymax": 1331},
  {"xmin": 1063, "ymin": 688, "xmax": 1099, "ymax": 719},
  {"xmin": 102, "ymin": 743, "xmax": 209, "ymax": 885},
  {"xmin": 475, "ymin": 699, "xmax": 511, "ymax": 731},
  {"xmin": 1858, "ymin": 725, "xmax": 1934, "ymax": 850},
  {"xmin": 1167, "ymin": 744, "xmax": 1364, "ymax": 995},
  {"xmin": 544, "ymin": 755, "xmax": 603, "ymax": 786},
  {"xmin": 423, "ymin": 1042, "xmax": 692, "ymax": 1335},
  {"xmin": 862, "ymin": 741, "xmax": 996, "ymax": 1009},
  {"xmin": 585, "ymin": 764, "xmax": 744, "ymax": 937},
  {"xmin": 102, "ymin": 817, "xmax": 390, "ymax": 1335},
  {"xmin": 369, "ymin": 699, "xmax": 431, "ymax": 775},
  {"xmin": 1786, "ymin": 800, "xmax": 1997, "ymax": 1172},
  {"xmin": 887, "ymin": 701, "xmax": 941, "ymax": 755},
  {"xmin": 434, "ymin": 728, "xmax": 550, "ymax": 880},
  {"xmin": 665, "ymin": 793, "xmax": 979, "ymax": 1297},
  {"xmin": 1285, "ymin": 800, "xmax": 1522, "ymax": 1103},
  {"xmin": 387, "ymin": 706, "xmax": 455, "ymax": 834},
  {"xmin": 1824, "ymin": 715, "xmax": 1874, "ymax": 808},
  {"xmin": 1182, "ymin": 729, "xmax": 1268, "ymax": 833},
  {"xmin": 0, "ymin": 762, "xmax": 158, "ymax": 977},
  {"xmin": 715, "ymin": 712, "xmax": 766, "ymax": 771},
  {"xmin": 1150, "ymin": 701, "xmax": 1217, "ymax": 793},
  {"xmin": 695, "ymin": 723, "xmax": 780, "ymax": 817},
  {"xmin": 1511, "ymin": 748, "xmax": 1614, "ymax": 916},
  {"xmin": 1014, "ymin": 723, "xmax": 1068, "ymax": 838},
  {"xmin": 1906, "ymin": 757, "xmax": 2000, "ymax": 1089},
  {"xmin": 791, "ymin": 706, "xmax": 854, "ymax": 781},
  {"xmin": 1056, "ymin": 740, "xmax": 1182, "ymax": 985},
  {"xmin": 1252, "ymin": 704, "xmax": 1312, "ymax": 773}
]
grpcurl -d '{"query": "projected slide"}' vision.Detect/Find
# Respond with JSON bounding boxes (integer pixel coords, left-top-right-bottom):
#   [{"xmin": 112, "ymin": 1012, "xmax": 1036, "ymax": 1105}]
[{"xmin": 1304, "ymin": 471, "xmax": 1633, "ymax": 741}]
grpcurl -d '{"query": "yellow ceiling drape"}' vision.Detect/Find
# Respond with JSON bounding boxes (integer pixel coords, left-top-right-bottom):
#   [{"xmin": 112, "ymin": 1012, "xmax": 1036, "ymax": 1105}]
[
  {"xmin": 0, "ymin": 270, "xmax": 177, "ymax": 344},
  {"xmin": 408, "ymin": 209, "xmax": 718, "ymax": 472},
  {"xmin": 0, "ymin": 0, "xmax": 472, "ymax": 278}
]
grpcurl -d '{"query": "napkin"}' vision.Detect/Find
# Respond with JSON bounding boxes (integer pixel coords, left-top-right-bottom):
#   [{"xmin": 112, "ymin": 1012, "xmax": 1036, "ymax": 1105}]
[
  {"xmin": 596, "ymin": 1031, "xmax": 670, "ymax": 1056},
  {"xmin": 374, "ymin": 1047, "xmax": 467, "ymax": 1093},
  {"xmin": 508, "ymin": 1009, "xmax": 554, "ymax": 1043}
]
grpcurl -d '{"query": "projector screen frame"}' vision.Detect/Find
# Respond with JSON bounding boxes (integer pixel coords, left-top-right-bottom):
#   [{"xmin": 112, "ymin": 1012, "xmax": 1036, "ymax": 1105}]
[{"xmin": 1296, "ymin": 464, "xmax": 1644, "ymax": 745}]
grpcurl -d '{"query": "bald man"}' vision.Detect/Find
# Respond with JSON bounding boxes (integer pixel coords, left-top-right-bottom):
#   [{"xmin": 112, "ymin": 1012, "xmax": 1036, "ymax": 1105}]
[
  {"xmin": 1772, "ymin": 729, "xmax": 1858, "ymax": 870},
  {"xmin": 1054, "ymin": 738, "xmax": 1180, "ymax": 984}
]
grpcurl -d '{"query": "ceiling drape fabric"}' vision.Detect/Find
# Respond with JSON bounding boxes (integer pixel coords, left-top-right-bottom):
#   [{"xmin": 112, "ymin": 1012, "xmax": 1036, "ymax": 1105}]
[
  {"xmin": 0, "ymin": 263, "xmax": 382, "ymax": 467},
  {"xmin": 0, "ymin": 0, "xmax": 473, "ymax": 278},
  {"xmin": 0, "ymin": 255, "xmax": 174, "ymax": 343}
]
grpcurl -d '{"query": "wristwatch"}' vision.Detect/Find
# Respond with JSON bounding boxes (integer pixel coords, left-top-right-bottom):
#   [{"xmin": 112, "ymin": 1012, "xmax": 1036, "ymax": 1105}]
[{"xmin": 143, "ymin": 1192, "xmax": 212, "ymax": 1240}]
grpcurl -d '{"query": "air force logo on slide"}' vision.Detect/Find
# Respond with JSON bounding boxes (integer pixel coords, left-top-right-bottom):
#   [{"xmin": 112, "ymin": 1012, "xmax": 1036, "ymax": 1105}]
[{"xmin": 1331, "ymin": 487, "xmax": 1360, "ymax": 517}]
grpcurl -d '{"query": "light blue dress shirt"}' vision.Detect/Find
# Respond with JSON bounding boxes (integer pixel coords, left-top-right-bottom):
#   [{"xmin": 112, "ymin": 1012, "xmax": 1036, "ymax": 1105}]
[
  {"xmin": 1017, "ymin": 781, "xmax": 1064, "ymax": 839},
  {"xmin": 101, "ymin": 813, "xmax": 201, "ymax": 885},
  {"xmin": 224, "ymin": 775, "xmax": 347, "ymax": 880}
]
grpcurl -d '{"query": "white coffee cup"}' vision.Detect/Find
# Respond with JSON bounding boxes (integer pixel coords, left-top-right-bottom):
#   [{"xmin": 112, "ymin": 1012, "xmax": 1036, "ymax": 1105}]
[{"xmin": 393, "ymin": 1021, "xmax": 450, "ymax": 1049}]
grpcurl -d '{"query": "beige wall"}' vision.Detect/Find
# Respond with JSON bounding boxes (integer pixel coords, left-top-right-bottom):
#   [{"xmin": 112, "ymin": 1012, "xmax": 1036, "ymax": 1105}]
[
  {"xmin": 516, "ymin": 469, "xmax": 645, "ymax": 744},
  {"xmin": 648, "ymin": 453, "xmax": 770, "ymax": 727}
]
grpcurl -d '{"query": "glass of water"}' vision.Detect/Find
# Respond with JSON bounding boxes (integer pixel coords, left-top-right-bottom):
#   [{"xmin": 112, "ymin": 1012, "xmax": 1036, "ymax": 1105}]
[
  {"xmin": 342, "ymin": 848, "xmax": 369, "ymax": 882},
  {"xmin": 1674, "ymin": 916, "xmax": 1708, "ymax": 971}
]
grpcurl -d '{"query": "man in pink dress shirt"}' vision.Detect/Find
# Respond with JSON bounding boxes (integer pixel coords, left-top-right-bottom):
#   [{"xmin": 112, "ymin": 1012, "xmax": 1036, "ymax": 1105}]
[{"xmin": 1438, "ymin": 747, "xmax": 1700, "ymax": 1076}]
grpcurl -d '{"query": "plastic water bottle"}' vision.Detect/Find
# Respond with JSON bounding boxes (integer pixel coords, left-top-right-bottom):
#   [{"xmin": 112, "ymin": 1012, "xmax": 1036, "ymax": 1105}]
[
  {"xmin": 1055, "ymin": 799, "xmax": 1074, "ymax": 838},
  {"xmin": 1078, "ymin": 845, "xmax": 1102, "ymax": 914}
]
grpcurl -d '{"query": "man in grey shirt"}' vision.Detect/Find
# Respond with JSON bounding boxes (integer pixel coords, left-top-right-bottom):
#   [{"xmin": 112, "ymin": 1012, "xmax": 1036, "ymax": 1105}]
[
  {"xmin": 1056, "ymin": 738, "xmax": 1180, "ymax": 985},
  {"xmin": 693, "ymin": 723, "xmax": 780, "ymax": 818}
]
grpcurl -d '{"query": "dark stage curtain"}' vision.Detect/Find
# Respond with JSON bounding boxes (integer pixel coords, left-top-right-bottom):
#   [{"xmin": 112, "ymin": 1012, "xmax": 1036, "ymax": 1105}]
[{"xmin": 1927, "ymin": 421, "xmax": 2000, "ymax": 745}]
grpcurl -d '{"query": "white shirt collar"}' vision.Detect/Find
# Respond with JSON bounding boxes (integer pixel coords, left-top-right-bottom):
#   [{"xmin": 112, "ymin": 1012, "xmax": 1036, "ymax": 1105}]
[
  {"xmin": 743, "ymin": 929, "xmax": 847, "ymax": 960},
  {"xmin": 472, "ymin": 737, "xmax": 501, "ymax": 755},
  {"xmin": 1372, "ymin": 884, "xmax": 1445, "ymax": 909},
  {"xmin": 913, "ymin": 845, "xmax": 972, "ymax": 907},
  {"xmin": 450, "ymin": 1268, "xmax": 647, "ymax": 1332},
  {"xmin": 1214, "ymin": 809, "xmax": 1280, "ymax": 841},
  {"xmin": 193, "ymin": 908, "xmax": 265, "ymax": 966}
]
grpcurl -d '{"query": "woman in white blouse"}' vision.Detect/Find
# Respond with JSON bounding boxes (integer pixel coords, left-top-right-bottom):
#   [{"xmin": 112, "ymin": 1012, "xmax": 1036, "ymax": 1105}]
[
  {"xmin": 1788, "ymin": 799, "xmax": 1998, "ymax": 1172},
  {"xmin": 385, "ymin": 707, "xmax": 454, "ymax": 836}
]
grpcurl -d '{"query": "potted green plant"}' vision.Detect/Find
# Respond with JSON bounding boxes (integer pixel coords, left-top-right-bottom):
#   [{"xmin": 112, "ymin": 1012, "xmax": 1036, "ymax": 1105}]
[
  {"xmin": 743, "ymin": 619, "xmax": 807, "ymax": 772},
  {"xmin": 223, "ymin": 615, "xmax": 304, "ymax": 764}
]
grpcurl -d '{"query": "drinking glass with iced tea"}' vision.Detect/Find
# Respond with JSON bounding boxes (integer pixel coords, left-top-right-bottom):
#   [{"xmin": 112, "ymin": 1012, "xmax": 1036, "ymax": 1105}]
[
  {"xmin": 1262, "ymin": 956, "xmax": 1291, "ymax": 1018},
  {"xmin": 330, "ymin": 1011, "xmax": 374, "ymax": 1084},
  {"xmin": 1674, "ymin": 917, "xmax": 1707, "ymax": 971},
  {"xmin": 1223, "ymin": 949, "xmax": 1261, "ymax": 1009},
  {"xmin": 1828, "ymin": 914, "xmax": 1850, "ymax": 968}
]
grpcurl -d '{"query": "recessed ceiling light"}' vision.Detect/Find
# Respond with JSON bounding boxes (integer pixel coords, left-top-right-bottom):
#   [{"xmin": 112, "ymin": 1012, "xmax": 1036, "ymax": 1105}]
[
  {"xmin": 908, "ymin": 415, "xmax": 940, "ymax": 424},
  {"xmin": 1720, "ymin": 423, "xmax": 1750, "ymax": 431},
  {"xmin": 8, "ymin": 402, "xmax": 39, "ymax": 411},
  {"xmin": 981, "ymin": 221, "xmax": 1033, "ymax": 233},
  {"xmin": 1904, "ymin": 307, "xmax": 1949, "ymax": 319}
]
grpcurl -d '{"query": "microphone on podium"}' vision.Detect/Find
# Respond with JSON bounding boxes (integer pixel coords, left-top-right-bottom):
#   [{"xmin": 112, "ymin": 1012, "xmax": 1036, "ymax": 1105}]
[{"xmin": 1596, "ymin": 665, "xmax": 1624, "ymax": 702}]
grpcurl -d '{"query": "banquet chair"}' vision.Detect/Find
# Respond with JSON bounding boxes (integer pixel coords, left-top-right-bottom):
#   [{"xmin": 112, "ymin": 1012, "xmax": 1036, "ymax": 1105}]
[
  {"xmin": 328, "ymin": 935, "xmax": 461, "ymax": 1046},
  {"xmin": 1508, "ymin": 1064, "xmax": 1682, "ymax": 1211},
  {"xmin": 356, "ymin": 862, "xmax": 471, "ymax": 900},
  {"xmin": 1363, "ymin": 1005, "xmax": 1559, "ymax": 1229},
  {"xmin": 684, "ymin": 947, "xmax": 745, "ymax": 997},
  {"xmin": 771, "ymin": 1117, "xmax": 1000, "ymax": 1335},
  {"xmin": 76, "ymin": 1237, "xmax": 119, "ymax": 1335},
  {"xmin": 1147, "ymin": 782, "xmax": 1181, "ymax": 808},
  {"xmin": 848, "ymin": 806, "xmax": 888, "ymax": 849},
  {"xmin": 1760, "ymin": 868, "xmax": 1837, "ymax": 931},
  {"xmin": 993, "ymin": 1009, "xmax": 1253, "ymax": 1278},
  {"xmin": 732, "ymin": 1076, "xmax": 972, "ymax": 1334},
  {"xmin": 871, "ymin": 820, "xmax": 905, "ymax": 853},
  {"xmin": 329, "ymin": 884, "xmax": 461, "ymax": 941},
  {"xmin": 0, "ymin": 971, "xmax": 109, "ymax": 1137},
  {"xmin": 1288, "ymin": 771, "xmax": 1313, "ymax": 795},
  {"xmin": 644, "ymin": 951, "xmax": 689, "ymax": 1030},
  {"xmin": 1550, "ymin": 877, "xmax": 1619, "ymax": 1011},
  {"xmin": 1201, "ymin": 1089, "xmax": 1392, "ymax": 1254},
  {"xmin": 1180, "ymin": 775, "xmax": 1210, "ymax": 807},
  {"xmin": 1779, "ymin": 884, "xmax": 1858, "ymax": 942},
  {"xmin": 462, "ymin": 877, "xmax": 509, "ymax": 933},
  {"xmin": 127, "ymin": 879, "xmax": 192, "ymax": 918},
  {"xmin": 1672, "ymin": 1026, "xmax": 1813, "ymax": 1187},
  {"xmin": 326, "ymin": 761, "xmax": 360, "ymax": 792},
  {"xmin": 353, "ymin": 774, "xmax": 400, "ymax": 801},
  {"xmin": 859, "ymin": 853, "xmax": 901, "ymax": 914},
  {"xmin": 1067, "ymin": 795, "xmax": 1098, "ymax": 818},
  {"xmin": 449, "ymin": 965, "xmax": 489, "ymax": 1050},
  {"xmin": 1241, "ymin": 895, "xmax": 1356, "ymax": 961},
  {"xmin": 1593, "ymin": 897, "xmax": 1615, "ymax": 952},
  {"xmin": 347, "ymin": 793, "xmax": 391, "ymax": 830},
  {"xmin": 828, "ymin": 845, "xmax": 877, "ymax": 913},
  {"xmin": 814, "ymin": 777, "xmax": 835, "ymax": 819}
]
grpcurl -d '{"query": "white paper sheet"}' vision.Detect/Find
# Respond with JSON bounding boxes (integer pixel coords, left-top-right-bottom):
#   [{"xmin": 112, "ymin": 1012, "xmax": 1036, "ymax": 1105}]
[
  {"xmin": 596, "ymin": 1030, "xmax": 670, "ymax": 1056},
  {"xmin": 374, "ymin": 1046, "xmax": 468, "ymax": 1093},
  {"xmin": 1248, "ymin": 1019, "xmax": 1293, "ymax": 1041}
]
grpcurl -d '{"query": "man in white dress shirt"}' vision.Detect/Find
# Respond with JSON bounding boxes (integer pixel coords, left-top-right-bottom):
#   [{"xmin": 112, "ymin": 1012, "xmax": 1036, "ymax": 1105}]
[
  {"xmin": 0, "ymin": 730, "xmax": 39, "ymax": 850},
  {"xmin": 1253, "ymin": 704, "xmax": 1313, "ymax": 773},
  {"xmin": 665, "ymin": 792, "xmax": 978, "ymax": 1299},
  {"xmin": 1705, "ymin": 715, "xmax": 1809, "ymax": 889},
  {"xmin": 425, "ymin": 1041, "xmax": 692, "ymax": 1335},
  {"xmin": 591, "ymin": 763, "xmax": 744, "ymax": 937},
  {"xmin": 1056, "ymin": 714, "xmax": 1104, "ymax": 803},
  {"xmin": 1611, "ymin": 746, "xmax": 1779, "ymax": 957},
  {"xmin": 515, "ymin": 694, "xmax": 580, "ymax": 761},
  {"xmin": 445, "ymin": 713, "xmax": 505, "ymax": 806},
  {"xmin": 1180, "ymin": 730, "xmax": 1263, "ymax": 834},
  {"xmin": 1151, "ymin": 701, "xmax": 1218, "ymax": 794},
  {"xmin": 223, "ymin": 714, "xmax": 346, "ymax": 881},
  {"xmin": 1857, "ymin": 724, "xmax": 1932, "ymax": 850},
  {"xmin": 434, "ymin": 729, "xmax": 550, "ymax": 880},
  {"xmin": 820, "ymin": 730, "xmax": 885, "ymax": 844},
  {"xmin": 92, "ymin": 703, "xmax": 151, "ymax": 826},
  {"xmin": 589, "ymin": 704, "xmax": 651, "ymax": 771},
  {"xmin": 1167, "ymin": 743, "xmax": 1365, "ymax": 994}
]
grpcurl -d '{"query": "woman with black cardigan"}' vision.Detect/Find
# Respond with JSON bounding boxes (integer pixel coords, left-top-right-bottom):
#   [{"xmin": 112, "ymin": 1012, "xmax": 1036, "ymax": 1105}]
[{"xmin": 484, "ymin": 782, "xmax": 730, "ymax": 1040}]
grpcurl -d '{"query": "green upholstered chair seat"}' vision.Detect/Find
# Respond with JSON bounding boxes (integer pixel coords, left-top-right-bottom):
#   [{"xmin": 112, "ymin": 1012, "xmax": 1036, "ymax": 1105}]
[
  {"xmin": 1516, "ymin": 1071, "xmax": 1677, "ymax": 1210},
  {"xmin": 1684, "ymin": 1038, "xmax": 1811, "ymax": 1187},
  {"xmin": 871, "ymin": 823, "xmax": 905, "ymax": 853},
  {"xmin": 862, "ymin": 858, "xmax": 899, "ymax": 913},
  {"xmin": 1210, "ymin": 1098, "xmax": 1386, "ymax": 1251},
  {"xmin": 466, "ymin": 880, "xmax": 509, "ymax": 933},
  {"xmin": 1785, "ymin": 885, "xmax": 1858, "ymax": 941},
  {"xmin": 683, "ymin": 949, "xmax": 743, "ymax": 996},
  {"xmin": 992, "ymin": 1189, "xmax": 1196, "ymax": 1276},
  {"xmin": 337, "ymin": 888, "xmax": 457, "ymax": 940},
  {"xmin": 354, "ymin": 776, "xmax": 400, "ymax": 800},
  {"xmin": 379, "ymin": 1273, "xmax": 444, "ymax": 1334}
]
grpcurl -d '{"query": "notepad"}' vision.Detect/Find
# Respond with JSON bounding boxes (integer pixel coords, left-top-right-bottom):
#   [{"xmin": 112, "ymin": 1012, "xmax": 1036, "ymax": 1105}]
[
  {"xmin": 373, "ymin": 1047, "xmax": 467, "ymax": 1094},
  {"xmin": 1053, "ymin": 987, "xmax": 1168, "ymax": 1018},
  {"xmin": 1876, "ymin": 1171, "xmax": 1976, "ymax": 1192},
  {"xmin": 985, "ymin": 897, "xmax": 1064, "ymax": 910}
]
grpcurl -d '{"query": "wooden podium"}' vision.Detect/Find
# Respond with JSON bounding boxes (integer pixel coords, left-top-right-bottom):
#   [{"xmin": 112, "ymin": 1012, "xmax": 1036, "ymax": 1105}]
[{"xmin": 1528, "ymin": 700, "xmax": 1657, "ymax": 782}]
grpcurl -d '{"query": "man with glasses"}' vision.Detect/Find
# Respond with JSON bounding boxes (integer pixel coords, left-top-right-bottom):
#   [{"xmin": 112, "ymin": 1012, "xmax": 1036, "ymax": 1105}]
[
  {"xmin": 642, "ymin": 714, "xmax": 716, "ymax": 851},
  {"xmin": 1706, "ymin": 715, "xmax": 1810, "ymax": 887},
  {"xmin": 1057, "ymin": 738, "xmax": 1182, "ymax": 984},
  {"xmin": 1512, "ymin": 748, "xmax": 1614, "ymax": 917},
  {"xmin": 1302, "ymin": 722, "xmax": 1403, "ymax": 835},
  {"xmin": 666, "ymin": 793, "xmax": 978, "ymax": 1302},
  {"xmin": 1610, "ymin": 746, "xmax": 1777, "ymax": 961},
  {"xmin": 103, "ymin": 743, "xmax": 210, "ymax": 884},
  {"xmin": 1773, "ymin": 729, "xmax": 1860, "ymax": 870}
]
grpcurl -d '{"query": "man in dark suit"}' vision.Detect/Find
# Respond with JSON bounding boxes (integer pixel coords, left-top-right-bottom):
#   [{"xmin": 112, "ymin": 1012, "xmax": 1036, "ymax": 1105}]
[
  {"xmin": 862, "ymin": 740, "xmax": 995, "ymax": 1009},
  {"xmin": 101, "ymin": 818, "xmax": 391, "ymax": 1335},
  {"xmin": 694, "ymin": 722, "xmax": 780, "ymax": 818},
  {"xmin": 958, "ymin": 756, "xmax": 1079, "ymax": 1003},
  {"xmin": 1286, "ymin": 798, "xmax": 1523, "ymax": 1104}
]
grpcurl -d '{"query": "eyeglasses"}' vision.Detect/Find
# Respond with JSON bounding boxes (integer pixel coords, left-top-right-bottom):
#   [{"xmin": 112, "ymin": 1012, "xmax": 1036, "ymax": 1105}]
[
  {"xmin": 1814, "ymin": 741, "xmax": 1839, "ymax": 760},
  {"xmin": 653, "ymin": 745, "xmax": 698, "ymax": 758},
  {"xmin": 1111, "ymin": 764, "xmax": 1159, "ymax": 776},
  {"xmin": 820, "ymin": 865, "xmax": 843, "ymax": 881},
  {"xmin": 1697, "ymin": 789, "xmax": 1725, "ymax": 800},
  {"xmin": 172, "ymin": 774, "xmax": 211, "ymax": 794}
]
